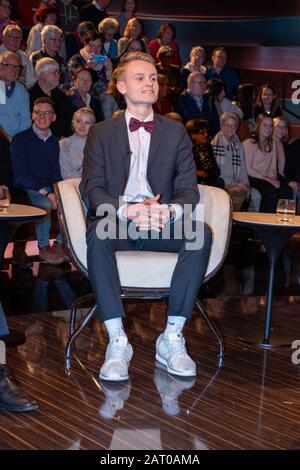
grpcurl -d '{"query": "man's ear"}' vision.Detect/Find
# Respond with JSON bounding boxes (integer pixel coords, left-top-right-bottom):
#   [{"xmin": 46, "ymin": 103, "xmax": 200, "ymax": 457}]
[
  {"xmin": 52, "ymin": 113, "xmax": 57, "ymax": 123},
  {"xmin": 116, "ymin": 80, "xmax": 126, "ymax": 95}
]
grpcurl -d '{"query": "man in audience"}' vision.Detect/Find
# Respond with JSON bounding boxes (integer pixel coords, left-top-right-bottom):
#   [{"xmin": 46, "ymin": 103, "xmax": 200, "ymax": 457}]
[
  {"xmin": 0, "ymin": 24, "xmax": 36, "ymax": 89},
  {"xmin": 206, "ymin": 47, "xmax": 240, "ymax": 100},
  {"xmin": 175, "ymin": 72, "xmax": 219, "ymax": 136},
  {"xmin": 0, "ymin": 50, "xmax": 31, "ymax": 142},
  {"xmin": 11, "ymin": 97, "xmax": 65, "ymax": 265},
  {"xmin": 80, "ymin": 52, "xmax": 212, "ymax": 382},
  {"xmin": 29, "ymin": 57, "xmax": 75, "ymax": 138},
  {"xmin": 79, "ymin": 0, "xmax": 111, "ymax": 29}
]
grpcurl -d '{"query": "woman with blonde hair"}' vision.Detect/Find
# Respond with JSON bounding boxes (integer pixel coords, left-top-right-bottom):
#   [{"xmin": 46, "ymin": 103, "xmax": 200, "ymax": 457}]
[
  {"xmin": 117, "ymin": 17, "xmax": 148, "ymax": 55},
  {"xmin": 98, "ymin": 17, "xmax": 119, "ymax": 60}
]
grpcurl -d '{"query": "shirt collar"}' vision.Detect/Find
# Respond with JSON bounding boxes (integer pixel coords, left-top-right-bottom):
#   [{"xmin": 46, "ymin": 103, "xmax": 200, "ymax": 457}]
[
  {"xmin": 93, "ymin": 1, "xmax": 104, "ymax": 10},
  {"xmin": 33, "ymin": 124, "xmax": 52, "ymax": 142}
]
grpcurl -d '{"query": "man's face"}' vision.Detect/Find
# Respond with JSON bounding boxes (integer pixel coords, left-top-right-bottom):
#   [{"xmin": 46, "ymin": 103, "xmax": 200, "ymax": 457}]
[
  {"xmin": 32, "ymin": 102, "xmax": 56, "ymax": 131},
  {"xmin": 0, "ymin": 54, "xmax": 22, "ymax": 84},
  {"xmin": 212, "ymin": 50, "xmax": 227, "ymax": 70},
  {"xmin": 40, "ymin": 67, "xmax": 60, "ymax": 89},
  {"xmin": 0, "ymin": 1, "xmax": 11, "ymax": 20},
  {"xmin": 44, "ymin": 35, "xmax": 62, "ymax": 55},
  {"xmin": 189, "ymin": 75, "xmax": 206, "ymax": 96},
  {"xmin": 117, "ymin": 60, "xmax": 158, "ymax": 107},
  {"xmin": 3, "ymin": 28, "xmax": 22, "ymax": 52},
  {"xmin": 98, "ymin": 0, "xmax": 111, "ymax": 8}
]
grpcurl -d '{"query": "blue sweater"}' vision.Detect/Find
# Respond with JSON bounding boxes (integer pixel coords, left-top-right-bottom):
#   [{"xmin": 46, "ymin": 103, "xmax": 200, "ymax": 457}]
[
  {"xmin": 11, "ymin": 127, "xmax": 61, "ymax": 192},
  {"xmin": 0, "ymin": 81, "xmax": 31, "ymax": 137}
]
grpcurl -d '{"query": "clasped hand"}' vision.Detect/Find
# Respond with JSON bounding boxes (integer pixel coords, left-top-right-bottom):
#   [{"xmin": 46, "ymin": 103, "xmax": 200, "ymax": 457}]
[{"xmin": 125, "ymin": 195, "xmax": 171, "ymax": 231}]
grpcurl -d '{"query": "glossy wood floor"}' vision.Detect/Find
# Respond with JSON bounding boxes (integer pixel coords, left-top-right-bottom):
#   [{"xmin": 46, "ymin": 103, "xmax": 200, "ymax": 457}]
[{"xmin": 1, "ymin": 295, "xmax": 300, "ymax": 450}]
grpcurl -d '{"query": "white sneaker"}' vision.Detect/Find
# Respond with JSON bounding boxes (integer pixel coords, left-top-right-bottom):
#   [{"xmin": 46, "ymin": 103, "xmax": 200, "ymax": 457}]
[
  {"xmin": 99, "ymin": 380, "xmax": 131, "ymax": 419},
  {"xmin": 155, "ymin": 330, "xmax": 196, "ymax": 377},
  {"xmin": 99, "ymin": 334, "xmax": 133, "ymax": 382}
]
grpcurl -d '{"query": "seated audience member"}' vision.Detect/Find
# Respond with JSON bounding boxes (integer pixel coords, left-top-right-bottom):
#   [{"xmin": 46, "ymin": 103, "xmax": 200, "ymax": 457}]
[
  {"xmin": 59, "ymin": 107, "xmax": 96, "ymax": 179},
  {"xmin": 211, "ymin": 112, "xmax": 250, "ymax": 210},
  {"xmin": 26, "ymin": 4, "xmax": 59, "ymax": 57},
  {"xmin": 153, "ymin": 74, "xmax": 173, "ymax": 115},
  {"xmin": 67, "ymin": 66, "xmax": 104, "ymax": 122},
  {"xmin": 149, "ymin": 23, "xmax": 180, "ymax": 66},
  {"xmin": 155, "ymin": 45, "xmax": 181, "ymax": 95},
  {"xmin": 206, "ymin": 78, "xmax": 243, "ymax": 120},
  {"xmin": 118, "ymin": 37, "xmax": 146, "ymax": 60},
  {"xmin": 0, "ymin": 24, "xmax": 36, "ymax": 89},
  {"xmin": 235, "ymin": 82, "xmax": 255, "ymax": 140},
  {"xmin": 115, "ymin": 0, "xmax": 137, "ymax": 37},
  {"xmin": 100, "ymin": 68, "xmax": 126, "ymax": 119},
  {"xmin": 206, "ymin": 47, "xmax": 240, "ymax": 100},
  {"xmin": 186, "ymin": 118, "xmax": 223, "ymax": 188},
  {"xmin": 11, "ymin": 97, "xmax": 65, "ymax": 265},
  {"xmin": 98, "ymin": 17, "xmax": 119, "ymax": 60},
  {"xmin": 30, "ymin": 24, "xmax": 66, "ymax": 81},
  {"xmin": 68, "ymin": 31, "xmax": 113, "ymax": 98},
  {"xmin": 56, "ymin": 0, "xmax": 80, "ymax": 34},
  {"xmin": 254, "ymin": 83, "xmax": 281, "ymax": 120},
  {"xmin": 29, "ymin": 57, "xmax": 75, "ymax": 138},
  {"xmin": 0, "ymin": 51, "xmax": 31, "ymax": 142},
  {"xmin": 273, "ymin": 116, "xmax": 300, "ymax": 196},
  {"xmin": 175, "ymin": 72, "xmax": 219, "ymax": 136},
  {"xmin": 79, "ymin": 0, "xmax": 111, "ymax": 29},
  {"xmin": 117, "ymin": 17, "xmax": 148, "ymax": 56},
  {"xmin": 0, "ymin": 0, "xmax": 15, "ymax": 44},
  {"xmin": 244, "ymin": 114, "xmax": 292, "ymax": 213},
  {"xmin": 65, "ymin": 20, "xmax": 95, "ymax": 61},
  {"xmin": 180, "ymin": 46, "xmax": 206, "ymax": 90}
]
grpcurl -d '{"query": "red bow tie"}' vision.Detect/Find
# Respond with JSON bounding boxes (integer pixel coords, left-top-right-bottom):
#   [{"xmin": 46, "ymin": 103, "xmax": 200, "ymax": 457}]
[{"xmin": 129, "ymin": 117, "xmax": 156, "ymax": 133}]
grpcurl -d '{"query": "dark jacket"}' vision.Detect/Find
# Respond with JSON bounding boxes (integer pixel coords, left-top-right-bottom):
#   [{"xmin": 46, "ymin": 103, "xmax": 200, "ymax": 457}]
[{"xmin": 175, "ymin": 91, "xmax": 220, "ymax": 136}]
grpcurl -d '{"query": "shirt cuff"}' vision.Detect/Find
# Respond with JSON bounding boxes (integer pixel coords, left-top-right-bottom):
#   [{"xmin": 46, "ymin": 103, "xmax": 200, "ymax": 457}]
[
  {"xmin": 117, "ymin": 203, "xmax": 129, "ymax": 221},
  {"xmin": 169, "ymin": 203, "xmax": 183, "ymax": 223}
]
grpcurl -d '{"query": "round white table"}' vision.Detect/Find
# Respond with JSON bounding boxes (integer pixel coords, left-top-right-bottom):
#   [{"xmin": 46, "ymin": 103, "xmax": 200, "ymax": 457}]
[
  {"xmin": 0, "ymin": 204, "xmax": 46, "ymax": 346},
  {"xmin": 233, "ymin": 212, "xmax": 300, "ymax": 349}
]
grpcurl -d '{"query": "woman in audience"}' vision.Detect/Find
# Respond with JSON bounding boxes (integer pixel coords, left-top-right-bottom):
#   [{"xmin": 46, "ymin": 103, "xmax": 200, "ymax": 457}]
[
  {"xmin": 153, "ymin": 74, "xmax": 173, "ymax": 115},
  {"xmin": 273, "ymin": 116, "xmax": 300, "ymax": 197},
  {"xmin": 59, "ymin": 107, "xmax": 96, "ymax": 179},
  {"xmin": 244, "ymin": 114, "xmax": 292, "ymax": 212},
  {"xmin": 149, "ymin": 23, "xmax": 180, "ymax": 66},
  {"xmin": 186, "ymin": 119, "xmax": 223, "ymax": 188},
  {"xmin": 66, "ymin": 66, "xmax": 104, "ymax": 122},
  {"xmin": 207, "ymin": 78, "xmax": 243, "ymax": 120},
  {"xmin": 211, "ymin": 112, "xmax": 249, "ymax": 210},
  {"xmin": 235, "ymin": 82, "xmax": 255, "ymax": 140},
  {"xmin": 26, "ymin": 4, "xmax": 59, "ymax": 56},
  {"xmin": 98, "ymin": 17, "xmax": 119, "ymax": 61},
  {"xmin": 180, "ymin": 46, "xmax": 206, "ymax": 89},
  {"xmin": 68, "ymin": 31, "xmax": 113, "ymax": 98},
  {"xmin": 254, "ymin": 83, "xmax": 281, "ymax": 120},
  {"xmin": 117, "ymin": 17, "xmax": 148, "ymax": 56},
  {"xmin": 115, "ymin": 0, "xmax": 137, "ymax": 37},
  {"xmin": 100, "ymin": 69, "xmax": 126, "ymax": 119}
]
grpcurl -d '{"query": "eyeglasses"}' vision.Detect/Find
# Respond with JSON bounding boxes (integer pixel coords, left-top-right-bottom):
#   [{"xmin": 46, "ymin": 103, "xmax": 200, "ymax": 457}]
[
  {"xmin": 191, "ymin": 80, "xmax": 206, "ymax": 85},
  {"xmin": 33, "ymin": 110, "xmax": 54, "ymax": 117},
  {"xmin": 0, "ymin": 62, "xmax": 23, "ymax": 71},
  {"xmin": 223, "ymin": 123, "xmax": 237, "ymax": 129},
  {"xmin": 0, "ymin": 3, "xmax": 12, "ymax": 9},
  {"xmin": 6, "ymin": 35, "xmax": 22, "ymax": 41}
]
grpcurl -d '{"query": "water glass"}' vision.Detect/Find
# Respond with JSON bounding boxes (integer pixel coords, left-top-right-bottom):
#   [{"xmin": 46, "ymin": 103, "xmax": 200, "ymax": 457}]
[
  {"xmin": 0, "ymin": 186, "xmax": 10, "ymax": 214},
  {"xmin": 276, "ymin": 199, "xmax": 296, "ymax": 222}
]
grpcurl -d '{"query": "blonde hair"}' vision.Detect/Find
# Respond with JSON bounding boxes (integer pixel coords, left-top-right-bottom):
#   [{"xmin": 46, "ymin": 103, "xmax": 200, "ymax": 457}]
[
  {"xmin": 116, "ymin": 51, "xmax": 155, "ymax": 81},
  {"xmin": 72, "ymin": 107, "xmax": 96, "ymax": 124},
  {"xmin": 98, "ymin": 17, "xmax": 119, "ymax": 34}
]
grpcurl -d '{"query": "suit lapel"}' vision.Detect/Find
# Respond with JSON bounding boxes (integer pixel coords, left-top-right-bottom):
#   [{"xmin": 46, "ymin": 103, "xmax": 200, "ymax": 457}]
[
  {"xmin": 148, "ymin": 115, "xmax": 163, "ymax": 169},
  {"xmin": 114, "ymin": 113, "xmax": 131, "ymax": 179}
]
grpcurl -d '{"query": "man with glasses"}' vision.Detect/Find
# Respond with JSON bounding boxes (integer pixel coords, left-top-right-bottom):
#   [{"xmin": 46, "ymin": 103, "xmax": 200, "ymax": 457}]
[
  {"xmin": 175, "ymin": 72, "xmax": 219, "ymax": 136},
  {"xmin": 11, "ymin": 97, "xmax": 65, "ymax": 265},
  {"xmin": 0, "ymin": 50, "xmax": 31, "ymax": 141},
  {"xmin": 0, "ymin": 24, "xmax": 36, "ymax": 88}
]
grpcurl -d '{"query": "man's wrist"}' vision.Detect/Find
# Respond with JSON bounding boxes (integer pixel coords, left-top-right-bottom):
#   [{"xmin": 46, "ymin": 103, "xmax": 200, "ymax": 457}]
[{"xmin": 39, "ymin": 188, "xmax": 49, "ymax": 196}]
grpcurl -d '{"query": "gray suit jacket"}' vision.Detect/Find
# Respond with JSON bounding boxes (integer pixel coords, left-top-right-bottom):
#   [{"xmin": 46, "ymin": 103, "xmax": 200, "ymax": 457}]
[{"xmin": 79, "ymin": 112, "xmax": 199, "ymax": 221}]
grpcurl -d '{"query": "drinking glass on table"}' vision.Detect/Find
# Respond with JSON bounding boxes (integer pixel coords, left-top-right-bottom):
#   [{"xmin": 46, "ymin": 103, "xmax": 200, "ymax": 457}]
[
  {"xmin": 276, "ymin": 199, "xmax": 296, "ymax": 222},
  {"xmin": 0, "ymin": 186, "xmax": 10, "ymax": 213}
]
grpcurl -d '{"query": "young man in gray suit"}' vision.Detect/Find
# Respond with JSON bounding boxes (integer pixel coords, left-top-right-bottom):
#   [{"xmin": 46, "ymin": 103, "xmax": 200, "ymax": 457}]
[{"xmin": 80, "ymin": 52, "xmax": 212, "ymax": 382}]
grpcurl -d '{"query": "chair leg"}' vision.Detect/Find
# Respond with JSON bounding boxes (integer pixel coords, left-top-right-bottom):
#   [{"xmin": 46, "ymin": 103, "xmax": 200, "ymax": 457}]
[
  {"xmin": 195, "ymin": 299, "xmax": 224, "ymax": 367},
  {"xmin": 70, "ymin": 293, "xmax": 95, "ymax": 336},
  {"xmin": 65, "ymin": 303, "xmax": 98, "ymax": 373}
]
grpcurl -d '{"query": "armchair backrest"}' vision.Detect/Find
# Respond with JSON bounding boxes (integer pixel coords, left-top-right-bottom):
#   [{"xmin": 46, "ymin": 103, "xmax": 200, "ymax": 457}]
[{"xmin": 55, "ymin": 179, "xmax": 232, "ymax": 282}]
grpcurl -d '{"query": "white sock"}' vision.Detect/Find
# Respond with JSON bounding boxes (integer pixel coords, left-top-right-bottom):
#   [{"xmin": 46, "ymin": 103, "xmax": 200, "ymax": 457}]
[
  {"xmin": 164, "ymin": 316, "xmax": 186, "ymax": 335},
  {"xmin": 104, "ymin": 317, "xmax": 126, "ymax": 342}
]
